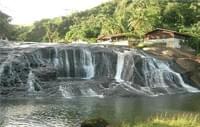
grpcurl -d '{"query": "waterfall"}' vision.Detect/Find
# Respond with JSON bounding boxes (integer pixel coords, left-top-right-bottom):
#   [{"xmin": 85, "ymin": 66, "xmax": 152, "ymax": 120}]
[
  {"xmin": 173, "ymin": 72, "xmax": 199, "ymax": 92},
  {"xmin": 142, "ymin": 58, "xmax": 169, "ymax": 88},
  {"xmin": 154, "ymin": 59, "xmax": 199, "ymax": 93},
  {"xmin": 27, "ymin": 71, "xmax": 36, "ymax": 92},
  {"xmin": 64, "ymin": 50, "xmax": 70, "ymax": 76},
  {"xmin": 50, "ymin": 48, "xmax": 94, "ymax": 79},
  {"xmin": 53, "ymin": 47, "xmax": 59, "ymax": 67},
  {"xmin": 59, "ymin": 85, "xmax": 72, "ymax": 98},
  {"xmin": 82, "ymin": 49, "xmax": 95, "ymax": 79},
  {"xmin": 115, "ymin": 50, "xmax": 131, "ymax": 82},
  {"xmin": 73, "ymin": 49, "xmax": 77, "ymax": 76},
  {"xmin": 0, "ymin": 41, "xmax": 199, "ymax": 97},
  {"xmin": 140, "ymin": 57, "xmax": 199, "ymax": 93},
  {"xmin": 115, "ymin": 52, "xmax": 125, "ymax": 82},
  {"xmin": 27, "ymin": 71, "xmax": 41, "ymax": 93}
]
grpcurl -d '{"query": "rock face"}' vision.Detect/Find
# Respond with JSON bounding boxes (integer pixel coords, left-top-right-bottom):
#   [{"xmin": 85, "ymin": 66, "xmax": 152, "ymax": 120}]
[
  {"xmin": 81, "ymin": 118, "xmax": 109, "ymax": 127},
  {"xmin": 144, "ymin": 47, "xmax": 200, "ymax": 89},
  {"xmin": 32, "ymin": 67, "xmax": 57, "ymax": 81},
  {"xmin": 0, "ymin": 41, "xmax": 199, "ymax": 97}
]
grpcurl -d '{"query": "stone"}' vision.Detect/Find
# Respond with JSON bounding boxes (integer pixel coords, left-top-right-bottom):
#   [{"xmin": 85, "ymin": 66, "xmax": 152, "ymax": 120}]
[
  {"xmin": 81, "ymin": 118, "xmax": 109, "ymax": 127},
  {"xmin": 32, "ymin": 66, "xmax": 57, "ymax": 81}
]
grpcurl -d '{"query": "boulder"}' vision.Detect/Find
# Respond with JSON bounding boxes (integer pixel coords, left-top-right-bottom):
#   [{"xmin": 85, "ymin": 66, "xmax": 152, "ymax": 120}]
[{"xmin": 81, "ymin": 118, "xmax": 109, "ymax": 127}]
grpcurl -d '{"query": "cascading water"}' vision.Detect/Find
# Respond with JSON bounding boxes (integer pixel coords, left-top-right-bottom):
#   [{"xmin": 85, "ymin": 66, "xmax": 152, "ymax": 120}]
[
  {"xmin": 59, "ymin": 85, "xmax": 72, "ymax": 98},
  {"xmin": 27, "ymin": 70, "xmax": 42, "ymax": 94},
  {"xmin": 154, "ymin": 59, "xmax": 199, "ymax": 93},
  {"xmin": 82, "ymin": 49, "xmax": 95, "ymax": 79},
  {"xmin": 64, "ymin": 50, "xmax": 70, "ymax": 76},
  {"xmin": 115, "ymin": 52, "xmax": 125, "ymax": 82},
  {"xmin": 27, "ymin": 71, "xmax": 36, "ymax": 92},
  {"xmin": 0, "ymin": 41, "xmax": 199, "ymax": 98},
  {"xmin": 58, "ymin": 48, "xmax": 95, "ymax": 79},
  {"xmin": 53, "ymin": 47, "xmax": 59, "ymax": 67},
  {"xmin": 115, "ymin": 50, "xmax": 132, "ymax": 82}
]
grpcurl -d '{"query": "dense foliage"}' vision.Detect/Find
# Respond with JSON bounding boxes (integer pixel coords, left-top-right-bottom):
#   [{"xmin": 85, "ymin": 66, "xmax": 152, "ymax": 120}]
[
  {"xmin": 0, "ymin": 11, "xmax": 12, "ymax": 39},
  {"xmin": 0, "ymin": 0, "xmax": 200, "ymax": 52}
]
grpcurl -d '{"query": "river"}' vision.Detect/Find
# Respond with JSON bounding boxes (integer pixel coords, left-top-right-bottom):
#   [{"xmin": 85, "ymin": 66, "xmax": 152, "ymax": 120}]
[{"xmin": 1, "ymin": 93, "xmax": 200, "ymax": 127}]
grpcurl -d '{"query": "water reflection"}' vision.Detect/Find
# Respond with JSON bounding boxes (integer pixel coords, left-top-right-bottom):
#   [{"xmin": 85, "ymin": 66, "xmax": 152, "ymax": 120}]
[{"xmin": 1, "ymin": 94, "xmax": 200, "ymax": 127}]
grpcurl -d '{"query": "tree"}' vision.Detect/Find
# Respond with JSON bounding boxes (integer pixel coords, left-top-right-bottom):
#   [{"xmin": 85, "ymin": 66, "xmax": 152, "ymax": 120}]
[
  {"xmin": 25, "ymin": 20, "xmax": 48, "ymax": 42},
  {"xmin": 10, "ymin": 25, "xmax": 30, "ymax": 41},
  {"xmin": 65, "ymin": 16, "xmax": 101, "ymax": 42},
  {"xmin": 0, "ymin": 11, "xmax": 12, "ymax": 39},
  {"xmin": 181, "ymin": 21, "xmax": 200, "ymax": 53},
  {"xmin": 11, "ymin": 0, "xmax": 200, "ymax": 51},
  {"xmin": 127, "ymin": 0, "xmax": 161, "ymax": 37},
  {"xmin": 43, "ymin": 21, "xmax": 60, "ymax": 42}
]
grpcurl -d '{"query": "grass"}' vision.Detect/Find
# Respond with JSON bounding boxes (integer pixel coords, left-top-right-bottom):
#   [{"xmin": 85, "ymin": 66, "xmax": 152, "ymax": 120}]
[{"xmin": 121, "ymin": 113, "xmax": 200, "ymax": 127}]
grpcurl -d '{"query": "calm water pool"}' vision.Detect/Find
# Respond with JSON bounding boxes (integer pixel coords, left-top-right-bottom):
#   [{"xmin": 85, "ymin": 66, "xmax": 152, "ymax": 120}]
[{"xmin": 1, "ymin": 93, "xmax": 200, "ymax": 127}]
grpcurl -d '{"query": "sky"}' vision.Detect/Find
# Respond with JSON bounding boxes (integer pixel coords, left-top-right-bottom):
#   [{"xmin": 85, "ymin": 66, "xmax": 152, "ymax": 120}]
[{"xmin": 0, "ymin": 0, "xmax": 109, "ymax": 25}]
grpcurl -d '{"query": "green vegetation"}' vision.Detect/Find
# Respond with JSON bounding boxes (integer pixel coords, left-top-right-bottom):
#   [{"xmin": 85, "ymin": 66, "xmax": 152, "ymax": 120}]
[
  {"xmin": 121, "ymin": 113, "xmax": 200, "ymax": 127},
  {"xmin": 0, "ymin": 0, "xmax": 200, "ymax": 52},
  {"xmin": 0, "ymin": 11, "xmax": 12, "ymax": 40}
]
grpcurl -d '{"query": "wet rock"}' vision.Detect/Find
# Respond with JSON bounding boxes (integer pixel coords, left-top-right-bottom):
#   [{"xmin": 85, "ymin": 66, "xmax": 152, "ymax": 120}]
[
  {"xmin": 93, "ymin": 51, "xmax": 117, "ymax": 78},
  {"xmin": 32, "ymin": 66, "xmax": 57, "ymax": 81},
  {"xmin": 0, "ymin": 41, "xmax": 198, "ymax": 97},
  {"xmin": 81, "ymin": 118, "xmax": 109, "ymax": 127},
  {"xmin": 145, "ymin": 47, "xmax": 200, "ymax": 88}
]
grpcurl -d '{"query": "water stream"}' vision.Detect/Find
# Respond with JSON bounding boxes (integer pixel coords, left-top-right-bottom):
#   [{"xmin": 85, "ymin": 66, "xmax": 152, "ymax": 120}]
[{"xmin": 0, "ymin": 41, "xmax": 199, "ymax": 126}]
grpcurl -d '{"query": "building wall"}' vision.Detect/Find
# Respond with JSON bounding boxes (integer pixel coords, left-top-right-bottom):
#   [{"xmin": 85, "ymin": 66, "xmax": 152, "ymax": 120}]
[
  {"xmin": 113, "ymin": 40, "xmax": 129, "ymax": 46},
  {"xmin": 166, "ymin": 38, "xmax": 181, "ymax": 48},
  {"xmin": 144, "ymin": 30, "xmax": 189, "ymax": 48},
  {"xmin": 144, "ymin": 38, "xmax": 182, "ymax": 48}
]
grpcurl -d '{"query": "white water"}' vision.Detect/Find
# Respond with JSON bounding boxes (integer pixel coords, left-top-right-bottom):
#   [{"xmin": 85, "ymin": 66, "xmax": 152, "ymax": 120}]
[
  {"xmin": 59, "ymin": 85, "xmax": 104, "ymax": 98},
  {"xmin": 59, "ymin": 85, "xmax": 72, "ymax": 98},
  {"xmin": 27, "ymin": 71, "xmax": 36, "ymax": 92},
  {"xmin": 115, "ymin": 52, "xmax": 125, "ymax": 82},
  {"xmin": 82, "ymin": 49, "xmax": 95, "ymax": 79},
  {"xmin": 64, "ymin": 50, "xmax": 70, "ymax": 76},
  {"xmin": 175, "ymin": 72, "xmax": 199, "ymax": 92},
  {"xmin": 114, "ymin": 51, "xmax": 199, "ymax": 95},
  {"xmin": 152, "ymin": 58, "xmax": 199, "ymax": 93},
  {"xmin": 142, "ymin": 58, "xmax": 168, "ymax": 88},
  {"xmin": 80, "ymin": 88, "xmax": 104, "ymax": 98},
  {"xmin": 53, "ymin": 47, "xmax": 59, "ymax": 67},
  {"xmin": 27, "ymin": 71, "xmax": 42, "ymax": 93},
  {"xmin": 115, "ymin": 51, "xmax": 131, "ymax": 82}
]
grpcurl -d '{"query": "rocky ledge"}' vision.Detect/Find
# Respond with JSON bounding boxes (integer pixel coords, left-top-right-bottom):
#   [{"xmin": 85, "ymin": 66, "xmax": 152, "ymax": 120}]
[{"xmin": 144, "ymin": 47, "xmax": 200, "ymax": 88}]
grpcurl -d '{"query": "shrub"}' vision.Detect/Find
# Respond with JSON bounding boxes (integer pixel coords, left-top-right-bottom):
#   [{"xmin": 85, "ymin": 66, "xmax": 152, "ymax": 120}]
[{"xmin": 121, "ymin": 113, "xmax": 200, "ymax": 127}]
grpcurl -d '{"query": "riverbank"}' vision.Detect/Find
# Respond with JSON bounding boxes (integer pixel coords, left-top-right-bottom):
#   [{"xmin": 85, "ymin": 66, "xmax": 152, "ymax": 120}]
[
  {"xmin": 121, "ymin": 112, "xmax": 200, "ymax": 127},
  {"xmin": 143, "ymin": 47, "xmax": 200, "ymax": 88},
  {"xmin": 81, "ymin": 112, "xmax": 200, "ymax": 127}
]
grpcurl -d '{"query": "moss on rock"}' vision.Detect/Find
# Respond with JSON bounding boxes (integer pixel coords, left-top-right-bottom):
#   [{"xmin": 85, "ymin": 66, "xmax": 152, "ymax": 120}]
[{"xmin": 81, "ymin": 118, "xmax": 109, "ymax": 127}]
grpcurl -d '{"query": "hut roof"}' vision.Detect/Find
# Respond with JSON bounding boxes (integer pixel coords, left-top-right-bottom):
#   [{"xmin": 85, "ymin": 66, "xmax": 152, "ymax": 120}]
[{"xmin": 97, "ymin": 34, "xmax": 128, "ymax": 40}]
